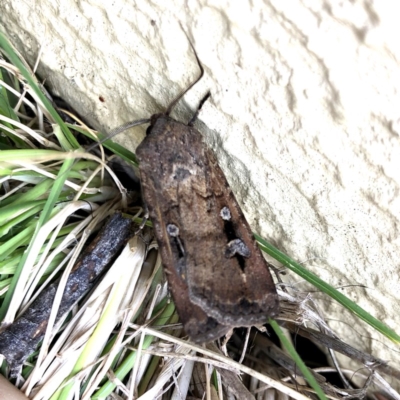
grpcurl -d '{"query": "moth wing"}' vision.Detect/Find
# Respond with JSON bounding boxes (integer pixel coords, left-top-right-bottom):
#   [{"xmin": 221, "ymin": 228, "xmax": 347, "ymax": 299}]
[
  {"xmin": 137, "ymin": 117, "xmax": 231, "ymax": 342},
  {"xmin": 136, "ymin": 116, "xmax": 278, "ymax": 331},
  {"xmin": 157, "ymin": 248, "xmax": 232, "ymax": 343},
  {"xmin": 182, "ymin": 146, "xmax": 279, "ymax": 326}
]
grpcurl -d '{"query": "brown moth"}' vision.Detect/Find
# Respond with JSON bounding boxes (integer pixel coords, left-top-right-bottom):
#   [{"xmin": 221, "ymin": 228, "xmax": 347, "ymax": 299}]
[{"xmin": 135, "ymin": 47, "xmax": 279, "ymax": 343}]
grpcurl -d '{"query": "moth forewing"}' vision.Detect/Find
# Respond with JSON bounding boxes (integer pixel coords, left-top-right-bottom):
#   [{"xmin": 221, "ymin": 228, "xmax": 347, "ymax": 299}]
[
  {"xmin": 136, "ymin": 115, "xmax": 279, "ymax": 341},
  {"xmin": 136, "ymin": 116, "xmax": 232, "ymax": 342},
  {"xmin": 179, "ymin": 139, "xmax": 279, "ymax": 326}
]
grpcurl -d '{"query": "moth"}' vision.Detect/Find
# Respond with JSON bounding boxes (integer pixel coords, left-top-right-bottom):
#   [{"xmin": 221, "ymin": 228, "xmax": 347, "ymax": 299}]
[{"xmin": 134, "ymin": 46, "xmax": 279, "ymax": 342}]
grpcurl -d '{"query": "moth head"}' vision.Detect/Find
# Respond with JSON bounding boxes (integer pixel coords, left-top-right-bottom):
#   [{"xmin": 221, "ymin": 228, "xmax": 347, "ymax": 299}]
[{"xmin": 146, "ymin": 113, "xmax": 164, "ymax": 135}]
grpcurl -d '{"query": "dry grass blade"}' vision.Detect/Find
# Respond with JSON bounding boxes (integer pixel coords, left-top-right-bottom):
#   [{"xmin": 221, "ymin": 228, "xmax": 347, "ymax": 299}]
[{"xmin": 27, "ymin": 235, "xmax": 149, "ymax": 399}]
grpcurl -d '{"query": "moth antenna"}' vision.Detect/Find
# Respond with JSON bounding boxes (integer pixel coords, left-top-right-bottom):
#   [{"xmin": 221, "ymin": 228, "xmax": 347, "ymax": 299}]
[
  {"xmin": 165, "ymin": 37, "xmax": 204, "ymax": 116},
  {"xmin": 86, "ymin": 118, "xmax": 150, "ymax": 152},
  {"xmin": 88, "ymin": 33, "xmax": 203, "ymax": 152},
  {"xmin": 188, "ymin": 91, "xmax": 211, "ymax": 127}
]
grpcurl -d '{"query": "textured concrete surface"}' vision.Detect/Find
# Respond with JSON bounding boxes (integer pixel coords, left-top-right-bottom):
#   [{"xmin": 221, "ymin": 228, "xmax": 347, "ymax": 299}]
[{"xmin": 1, "ymin": 0, "xmax": 400, "ymax": 386}]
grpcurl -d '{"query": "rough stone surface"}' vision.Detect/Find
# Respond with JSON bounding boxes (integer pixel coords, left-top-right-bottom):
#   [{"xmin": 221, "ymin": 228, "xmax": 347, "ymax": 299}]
[{"xmin": 1, "ymin": 0, "xmax": 400, "ymax": 386}]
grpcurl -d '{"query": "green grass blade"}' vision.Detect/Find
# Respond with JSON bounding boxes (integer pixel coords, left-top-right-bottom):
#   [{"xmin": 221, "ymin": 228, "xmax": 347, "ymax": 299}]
[
  {"xmin": 0, "ymin": 202, "xmax": 45, "ymax": 237},
  {"xmin": 0, "ymin": 222, "xmax": 36, "ymax": 262},
  {"xmin": 0, "ymin": 149, "xmax": 69, "ymax": 162},
  {"xmin": 255, "ymin": 234, "xmax": 400, "ymax": 344},
  {"xmin": 0, "ymin": 69, "xmax": 19, "ymax": 122},
  {"xmin": 1, "ymin": 179, "xmax": 54, "ymax": 207},
  {"xmin": 70, "ymin": 124, "xmax": 138, "ymax": 167},
  {"xmin": 270, "ymin": 319, "xmax": 327, "ymax": 400},
  {"xmin": 0, "ymin": 31, "xmax": 79, "ymax": 149},
  {"xmin": 0, "ymin": 200, "xmax": 46, "ymax": 226},
  {"xmin": 0, "ymin": 158, "xmax": 75, "ymax": 320}
]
